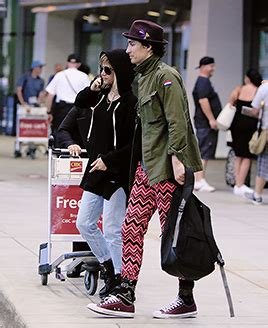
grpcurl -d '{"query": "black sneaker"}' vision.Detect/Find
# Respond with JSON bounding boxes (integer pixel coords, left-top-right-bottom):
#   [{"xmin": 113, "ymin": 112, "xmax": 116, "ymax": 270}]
[
  {"xmin": 245, "ymin": 192, "xmax": 263, "ymax": 205},
  {"xmin": 99, "ymin": 273, "xmax": 121, "ymax": 299}
]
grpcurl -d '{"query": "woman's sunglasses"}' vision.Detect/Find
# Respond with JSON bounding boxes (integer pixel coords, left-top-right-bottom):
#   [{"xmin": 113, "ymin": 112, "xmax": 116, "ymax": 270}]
[{"xmin": 99, "ymin": 65, "xmax": 113, "ymax": 75}]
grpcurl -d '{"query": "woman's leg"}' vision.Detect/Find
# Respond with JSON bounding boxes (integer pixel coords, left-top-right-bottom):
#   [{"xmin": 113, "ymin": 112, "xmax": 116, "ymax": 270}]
[
  {"xmin": 76, "ymin": 191, "xmax": 111, "ymax": 263},
  {"xmin": 102, "ymin": 187, "xmax": 126, "ymax": 274}
]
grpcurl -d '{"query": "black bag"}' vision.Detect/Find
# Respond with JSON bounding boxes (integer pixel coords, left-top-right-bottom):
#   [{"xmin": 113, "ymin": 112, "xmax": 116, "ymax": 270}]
[{"xmin": 161, "ymin": 168, "xmax": 234, "ymax": 317}]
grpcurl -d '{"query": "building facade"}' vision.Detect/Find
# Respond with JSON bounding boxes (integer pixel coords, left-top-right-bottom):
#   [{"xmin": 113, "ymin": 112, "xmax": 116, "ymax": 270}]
[{"xmin": 1, "ymin": 0, "xmax": 268, "ymax": 156}]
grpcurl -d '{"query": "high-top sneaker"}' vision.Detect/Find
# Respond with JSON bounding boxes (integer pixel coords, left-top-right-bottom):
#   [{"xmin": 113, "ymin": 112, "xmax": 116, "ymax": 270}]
[
  {"xmin": 87, "ymin": 278, "xmax": 136, "ymax": 318},
  {"xmin": 153, "ymin": 296, "xmax": 197, "ymax": 319},
  {"xmin": 98, "ymin": 259, "xmax": 120, "ymax": 299},
  {"xmin": 99, "ymin": 273, "xmax": 121, "ymax": 299}
]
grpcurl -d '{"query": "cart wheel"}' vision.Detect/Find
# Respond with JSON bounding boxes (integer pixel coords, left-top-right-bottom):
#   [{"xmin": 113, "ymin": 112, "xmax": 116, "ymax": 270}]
[
  {"xmin": 27, "ymin": 147, "xmax": 36, "ymax": 160},
  {"xmin": 84, "ymin": 271, "xmax": 98, "ymax": 295},
  {"xmin": 14, "ymin": 150, "xmax": 22, "ymax": 158},
  {"xmin": 41, "ymin": 273, "xmax": 48, "ymax": 286}
]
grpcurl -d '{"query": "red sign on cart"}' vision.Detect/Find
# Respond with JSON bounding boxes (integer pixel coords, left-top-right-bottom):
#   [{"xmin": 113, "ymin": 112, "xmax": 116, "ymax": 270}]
[
  {"xmin": 19, "ymin": 118, "xmax": 48, "ymax": 138},
  {"xmin": 70, "ymin": 161, "xmax": 83, "ymax": 173},
  {"xmin": 51, "ymin": 185, "xmax": 82, "ymax": 234}
]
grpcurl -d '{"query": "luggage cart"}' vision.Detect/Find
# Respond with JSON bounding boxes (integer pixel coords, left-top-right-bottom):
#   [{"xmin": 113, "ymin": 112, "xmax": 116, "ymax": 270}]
[
  {"xmin": 14, "ymin": 105, "xmax": 49, "ymax": 159},
  {"xmin": 38, "ymin": 137, "xmax": 100, "ymax": 295}
]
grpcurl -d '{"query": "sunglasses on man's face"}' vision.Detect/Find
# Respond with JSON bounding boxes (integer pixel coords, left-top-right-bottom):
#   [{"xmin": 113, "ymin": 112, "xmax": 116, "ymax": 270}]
[{"xmin": 99, "ymin": 65, "xmax": 113, "ymax": 75}]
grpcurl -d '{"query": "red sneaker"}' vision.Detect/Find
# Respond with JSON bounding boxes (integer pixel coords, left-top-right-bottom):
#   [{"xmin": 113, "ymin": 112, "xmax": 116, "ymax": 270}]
[
  {"xmin": 87, "ymin": 295, "xmax": 135, "ymax": 318},
  {"xmin": 153, "ymin": 296, "xmax": 197, "ymax": 319}
]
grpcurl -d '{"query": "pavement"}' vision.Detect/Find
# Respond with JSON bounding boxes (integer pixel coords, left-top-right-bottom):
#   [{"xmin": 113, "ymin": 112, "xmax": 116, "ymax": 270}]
[{"xmin": 0, "ymin": 134, "xmax": 268, "ymax": 328}]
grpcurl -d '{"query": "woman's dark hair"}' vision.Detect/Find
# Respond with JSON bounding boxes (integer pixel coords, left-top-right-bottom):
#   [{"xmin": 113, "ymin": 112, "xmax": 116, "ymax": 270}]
[
  {"xmin": 246, "ymin": 69, "xmax": 262, "ymax": 87},
  {"xmin": 141, "ymin": 41, "xmax": 166, "ymax": 58}
]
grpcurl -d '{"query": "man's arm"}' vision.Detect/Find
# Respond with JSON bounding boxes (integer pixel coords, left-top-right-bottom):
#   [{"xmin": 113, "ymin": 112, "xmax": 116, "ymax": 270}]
[
  {"xmin": 199, "ymin": 98, "xmax": 217, "ymax": 129},
  {"xmin": 16, "ymin": 86, "xmax": 26, "ymax": 106},
  {"xmin": 46, "ymin": 93, "xmax": 54, "ymax": 114}
]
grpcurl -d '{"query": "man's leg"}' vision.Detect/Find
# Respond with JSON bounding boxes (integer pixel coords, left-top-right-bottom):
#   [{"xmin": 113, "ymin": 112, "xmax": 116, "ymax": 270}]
[
  {"xmin": 152, "ymin": 181, "xmax": 197, "ymax": 319},
  {"xmin": 87, "ymin": 165, "xmax": 157, "ymax": 317}
]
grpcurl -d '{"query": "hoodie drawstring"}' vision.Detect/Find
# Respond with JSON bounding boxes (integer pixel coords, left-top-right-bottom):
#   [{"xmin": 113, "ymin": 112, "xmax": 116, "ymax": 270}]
[
  {"xmin": 87, "ymin": 95, "xmax": 105, "ymax": 141},
  {"xmin": 112, "ymin": 102, "xmax": 120, "ymax": 149}
]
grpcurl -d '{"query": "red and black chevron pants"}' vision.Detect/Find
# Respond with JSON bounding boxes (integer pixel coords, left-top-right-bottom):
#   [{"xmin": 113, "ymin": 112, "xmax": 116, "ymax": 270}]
[{"xmin": 121, "ymin": 164, "xmax": 177, "ymax": 281}]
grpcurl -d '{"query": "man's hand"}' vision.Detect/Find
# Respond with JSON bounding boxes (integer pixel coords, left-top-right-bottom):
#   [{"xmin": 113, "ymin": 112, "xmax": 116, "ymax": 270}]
[
  {"xmin": 209, "ymin": 118, "xmax": 218, "ymax": 130},
  {"xmin": 89, "ymin": 157, "xmax": 107, "ymax": 173},
  {"xmin": 172, "ymin": 155, "xmax": 185, "ymax": 185},
  {"xmin": 67, "ymin": 144, "xmax": 81, "ymax": 157}
]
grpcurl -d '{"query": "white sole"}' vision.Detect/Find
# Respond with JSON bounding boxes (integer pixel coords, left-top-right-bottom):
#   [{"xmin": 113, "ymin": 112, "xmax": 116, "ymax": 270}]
[
  {"xmin": 87, "ymin": 303, "xmax": 134, "ymax": 318},
  {"xmin": 153, "ymin": 310, "xmax": 198, "ymax": 319}
]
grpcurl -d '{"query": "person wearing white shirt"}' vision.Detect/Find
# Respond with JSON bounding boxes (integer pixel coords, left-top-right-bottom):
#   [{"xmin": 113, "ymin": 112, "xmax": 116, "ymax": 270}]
[
  {"xmin": 245, "ymin": 82, "xmax": 268, "ymax": 205},
  {"xmin": 46, "ymin": 54, "xmax": 90, "ymax": 143}
]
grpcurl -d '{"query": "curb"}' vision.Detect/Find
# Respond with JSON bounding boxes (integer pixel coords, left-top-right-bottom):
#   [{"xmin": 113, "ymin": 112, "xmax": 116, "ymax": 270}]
[{"xmin": 0, "ymin": 289, "xmax": 26, "ymax": 328}]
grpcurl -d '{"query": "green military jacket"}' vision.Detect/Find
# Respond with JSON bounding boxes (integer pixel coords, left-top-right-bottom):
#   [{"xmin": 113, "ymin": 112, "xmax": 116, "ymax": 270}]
[{"xmin": 135, "ymin": 55, "xmax": 202, "ymax": 185}]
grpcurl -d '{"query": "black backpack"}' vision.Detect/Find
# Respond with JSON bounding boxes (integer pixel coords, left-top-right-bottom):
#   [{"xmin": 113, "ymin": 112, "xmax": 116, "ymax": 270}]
[{"xmin": 161, "ymin": 168, "xmax": 234, "ymax": 317}]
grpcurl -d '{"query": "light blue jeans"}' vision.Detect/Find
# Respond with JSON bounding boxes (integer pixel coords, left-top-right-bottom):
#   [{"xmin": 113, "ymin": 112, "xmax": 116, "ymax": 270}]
[{"xmin": 76, "ymin": 188, "xmax": 126, "ymax": 274}]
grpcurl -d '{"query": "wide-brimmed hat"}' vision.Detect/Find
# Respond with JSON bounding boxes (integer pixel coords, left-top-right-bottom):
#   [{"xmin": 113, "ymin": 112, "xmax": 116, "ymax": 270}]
[{"xmin": 122, "ymin": 20, "xmax": 168, "ymax": 44}]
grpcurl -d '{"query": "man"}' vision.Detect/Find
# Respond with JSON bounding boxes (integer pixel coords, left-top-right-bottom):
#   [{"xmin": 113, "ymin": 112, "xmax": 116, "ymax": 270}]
[
  {"xmin": 192, "ymin": 56, "xmax": 222, "ymax": 192},
  {"xmin": 46, "ymin": 54, "xmax": 90, "ymax": 143},
  {"xmin": 15, "ymin": 60, "xmax": 45, "ymax": 157},
  {"xmin": 87, "ymin": 20, "xmax": 202, "ymax": 319},
  {"xmin": 16, "ymin": 60, "xmax": 45, "ymax": 107}
]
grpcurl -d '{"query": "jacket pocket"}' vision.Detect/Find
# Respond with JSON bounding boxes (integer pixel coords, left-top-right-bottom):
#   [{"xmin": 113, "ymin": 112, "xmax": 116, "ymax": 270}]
[{"xmin": 140, "ymin": 90, "xmax": 164, "ymax": 123}]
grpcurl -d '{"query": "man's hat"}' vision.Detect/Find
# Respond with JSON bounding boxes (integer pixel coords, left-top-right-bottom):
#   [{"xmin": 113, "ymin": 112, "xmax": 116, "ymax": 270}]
[
  {"xmin": 67, "ymin": 54, "xmax": 81, "ymax": 63},
  {"xmin": 122, "ymin": 20, "xmax": 168, "ymax": 44},
  {"xmin": 31, "ymin": 60, "xmax": 45, "ymax": 69},
  {"xmin": 196, "ymin": 56, "xmax": 215, "ymax": 69}
]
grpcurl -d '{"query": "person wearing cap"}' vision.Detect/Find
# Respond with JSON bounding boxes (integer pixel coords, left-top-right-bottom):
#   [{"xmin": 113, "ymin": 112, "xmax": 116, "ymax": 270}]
[
  {"xmin": 14, "ymin": 60, "xmax": 45, "ymax": 157},
  {"xmin": 87, "ymin": 19, "xmax": 202, "ymax": 319},
  {"xmin": 46, "ymin": 54, "xmax": 90, "ymax": 144},
  {"xmin": 16, "ymin": 60, "xmax": 45, "ymax": 107},
  {"xmin": 192, "ymin": 56, "xmax": 222, "ymax": 192}
]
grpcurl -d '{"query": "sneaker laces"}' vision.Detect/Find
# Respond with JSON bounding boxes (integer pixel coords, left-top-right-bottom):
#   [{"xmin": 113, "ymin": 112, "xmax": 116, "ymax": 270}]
[
  {"xmin": 101, "ymin": 295, "xmax": 120, "ymax": 305},
  {"xmin": 161, "ymin": 296, "xmax": 184, "ymax": 312}
]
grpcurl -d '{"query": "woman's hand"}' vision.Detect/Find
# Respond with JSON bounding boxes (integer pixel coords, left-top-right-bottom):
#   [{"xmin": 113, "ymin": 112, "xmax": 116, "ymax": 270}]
[
  {"xmin": 90, "ymin": 77, "xmax": 103, "ymax": 92},
  {"xmin": 89, "ymin": 157, "xmax": 107, "ymax": 173},
  {"xmin": 67, "ymin": 144, "xmax": 81, "ymax": 157},
  {"xmin": 171, "ymin": 155, "xmax": 185, "ymax": 185}
]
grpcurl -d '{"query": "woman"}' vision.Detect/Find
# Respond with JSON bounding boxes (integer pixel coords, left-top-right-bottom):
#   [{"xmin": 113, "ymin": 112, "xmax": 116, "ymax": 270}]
[
  {"xmin": 57, "ymin": 49, "xmax": 137, "ymax": 299},
  {"xmin": 245, "ymin": 82, "xmax": 268, "ymax": 205},
  {"xmin": 229, "ymin": 69, "xmax": 262, "ymax": 196}
]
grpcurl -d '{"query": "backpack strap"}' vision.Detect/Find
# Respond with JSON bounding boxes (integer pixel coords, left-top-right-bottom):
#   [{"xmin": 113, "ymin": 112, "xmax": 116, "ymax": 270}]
[
  {"xmin": 172, "ymin": 168, "xmax": 235, "ymax": 317},
  {"xmin": 172, "ymin": 168, "xmax": 194, "ymax": 247},
  {"xmin": 220, "ymin": 266, "xmax": 235, "ymax": 317}
]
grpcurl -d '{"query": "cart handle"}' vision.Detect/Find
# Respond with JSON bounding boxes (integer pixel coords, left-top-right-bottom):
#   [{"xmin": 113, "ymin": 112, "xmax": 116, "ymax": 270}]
[{"xmin": 48, "ymin": 136, "xmax": 87, "ymax": 156}]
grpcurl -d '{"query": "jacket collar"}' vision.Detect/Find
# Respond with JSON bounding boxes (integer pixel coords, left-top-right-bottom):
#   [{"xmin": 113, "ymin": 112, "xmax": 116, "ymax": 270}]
[{"xmin": 135, "ymin": 54, "xmax": 161, "ymax": 76}]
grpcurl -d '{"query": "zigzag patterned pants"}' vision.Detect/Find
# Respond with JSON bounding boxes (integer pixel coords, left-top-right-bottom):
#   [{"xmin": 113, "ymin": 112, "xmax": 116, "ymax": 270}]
[{"xmin": 122, "ymin": 164, "xmax": 177, "ymax": 281}]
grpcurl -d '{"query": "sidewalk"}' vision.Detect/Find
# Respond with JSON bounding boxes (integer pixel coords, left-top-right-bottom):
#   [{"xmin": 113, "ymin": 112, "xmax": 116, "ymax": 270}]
[{"xmin": 0, "ymin": 134, "xmax": 268, "ymax": 328}]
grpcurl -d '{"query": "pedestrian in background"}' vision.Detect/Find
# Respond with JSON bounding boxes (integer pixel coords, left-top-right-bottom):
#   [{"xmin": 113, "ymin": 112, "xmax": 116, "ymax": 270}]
[
  {"xmin": 87, "ymin": 19, "xmax": 202, "ymax": 319},
  {"xmin": 192, "ymin": 56, "xmax": 222, "ymax": 192},
  {"xmin": 15, "ymin": 60, "xmax": 45, "ymax": 157},
  {"xmin": 16, "ymin": 60, "xmax": 45, "ymax": 107},
  {"xmin": 245, "ymin": 82, "xmax": 268, "ymax": 205},
  {"xmin": 47, "ymin": 63, "xmax": 63, "ymax": 84},
  {"xmin": 229, "ymin": 69, "xmax": 262, "ymax": 196},
  {"xmin": 46, "ymin": 54, "xmax": 90, "ymax": 145},
  {"xmin": 57, "ymin": 49, "xmax": 137, "ymax": 299}
]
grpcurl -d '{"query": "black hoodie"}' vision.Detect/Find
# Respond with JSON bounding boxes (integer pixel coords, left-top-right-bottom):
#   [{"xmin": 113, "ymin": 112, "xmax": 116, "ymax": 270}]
[{"xmin": 57, "ymin": 49, "xmax": 137, "ymax": 199}]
